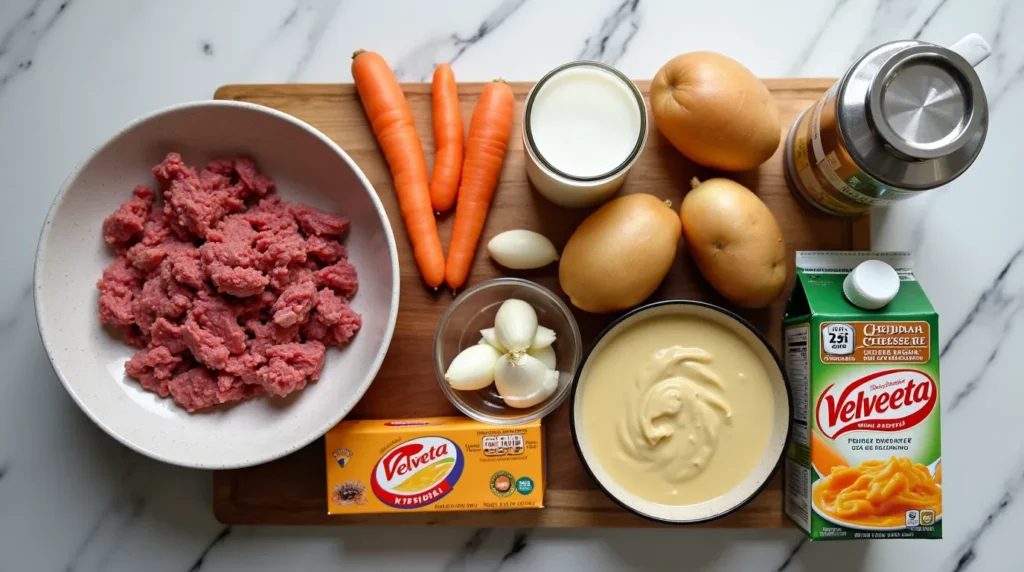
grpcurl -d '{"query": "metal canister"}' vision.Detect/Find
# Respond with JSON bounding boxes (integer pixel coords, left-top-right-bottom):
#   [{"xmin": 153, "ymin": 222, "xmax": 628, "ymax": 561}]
[{"xmin": 785, "ymin": 34, "xmax": 991, "ymax": 216}]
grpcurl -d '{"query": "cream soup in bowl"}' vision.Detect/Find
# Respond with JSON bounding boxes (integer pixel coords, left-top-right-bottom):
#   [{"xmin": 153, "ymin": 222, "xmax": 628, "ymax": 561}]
[{"xmin": 570, "ymin": 301, "xmax": 790, "ymax": 523}]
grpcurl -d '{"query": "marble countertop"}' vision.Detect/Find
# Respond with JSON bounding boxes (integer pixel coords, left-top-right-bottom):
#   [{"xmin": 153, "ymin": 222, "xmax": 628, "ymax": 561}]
[{"xmin": 2, "ymin": 0, "xmax": 1022, "ymax": 570}]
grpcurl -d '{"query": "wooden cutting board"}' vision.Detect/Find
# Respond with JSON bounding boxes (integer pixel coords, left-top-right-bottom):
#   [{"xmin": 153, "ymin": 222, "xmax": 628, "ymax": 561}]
[{"xmin": 212, "ymin": 79, "xmax": 868, "ymax": 527}]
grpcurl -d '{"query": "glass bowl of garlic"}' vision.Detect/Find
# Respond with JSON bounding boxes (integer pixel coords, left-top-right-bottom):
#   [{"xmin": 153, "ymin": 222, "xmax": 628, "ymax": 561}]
[{"xmin": 434, "ymin": 278, "xmax": 583, "ymax": 425}]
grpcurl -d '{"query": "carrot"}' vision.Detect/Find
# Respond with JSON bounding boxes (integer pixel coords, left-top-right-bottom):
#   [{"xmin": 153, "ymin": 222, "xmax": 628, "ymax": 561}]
[
  {"xmin": 428, "ymin": 64, "xmax": 464, "ymax": 212},
  {"xmin": 811, "ymin": 430, "xmax": 848, "ymax": 476},
  {"xmin": 351, "ymin": 50, "xmax": 446, "ymax": 287},
  {"xmin": 445, "ymin": 80, "xmax": 515, "ymax": 289}
]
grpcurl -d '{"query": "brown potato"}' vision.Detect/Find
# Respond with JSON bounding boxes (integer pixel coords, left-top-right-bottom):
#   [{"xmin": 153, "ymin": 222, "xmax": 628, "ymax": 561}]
[
  {"xmin": 560, "ymin": 194, "xmax": 681, "ymax": 313},
  {"xmin": 680, "ymin": 178, "xmax": 786, "ymax": 308},
  {"xmin": 651, "ymin": 52, "xmax": 780, "ymax": 171}
]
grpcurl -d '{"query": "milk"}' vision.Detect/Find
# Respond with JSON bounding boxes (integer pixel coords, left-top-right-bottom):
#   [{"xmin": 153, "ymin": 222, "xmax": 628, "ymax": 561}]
[
  {"xmin": 530, "ymin": 66, "xmax": 642, "ymax": 178},
  {"xmin": 523, "ymin": 62, "xmax": 647, "ymax": 207}
]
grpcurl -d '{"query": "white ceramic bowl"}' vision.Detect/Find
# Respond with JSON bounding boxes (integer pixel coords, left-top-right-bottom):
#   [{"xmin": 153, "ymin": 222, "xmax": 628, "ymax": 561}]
[
  {"xmin": 34, "ymin": 101, "xmax": 399, "ymax": 469},
  {"xmin": 571, "ymin": 301, "xmax": 791, "ymax": 524}
]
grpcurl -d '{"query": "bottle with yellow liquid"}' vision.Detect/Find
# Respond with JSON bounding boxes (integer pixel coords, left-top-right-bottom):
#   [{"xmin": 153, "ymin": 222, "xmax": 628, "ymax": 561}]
[{"xmin": 325, "ymin": 417, "xmax": 545, "ymax": 514}]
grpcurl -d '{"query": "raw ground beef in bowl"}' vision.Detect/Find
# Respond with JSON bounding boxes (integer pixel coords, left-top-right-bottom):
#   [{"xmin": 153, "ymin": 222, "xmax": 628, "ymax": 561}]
[
  {"xmin": 34, "ymin": 101, "xmax": 399, "ymax": 468},
  {"xmin": 98, "ymin": 153, "xmax": 362, "ymax": 412}
]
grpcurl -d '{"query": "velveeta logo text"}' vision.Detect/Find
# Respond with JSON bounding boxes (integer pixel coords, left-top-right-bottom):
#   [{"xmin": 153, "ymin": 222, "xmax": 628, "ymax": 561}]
[
  {"xmin": 816, "ymin": 369, "xmax": 937, "ymax": 439},
  {"xmin": 370, "ymin": 436, "xmax": 464, "ymax": 508}
]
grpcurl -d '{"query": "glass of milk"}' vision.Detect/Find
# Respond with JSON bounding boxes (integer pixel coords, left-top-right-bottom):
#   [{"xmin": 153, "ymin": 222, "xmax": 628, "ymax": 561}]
[{"xmin": 523, "ymin": 61, "xmax": 648, "ymax": 208}]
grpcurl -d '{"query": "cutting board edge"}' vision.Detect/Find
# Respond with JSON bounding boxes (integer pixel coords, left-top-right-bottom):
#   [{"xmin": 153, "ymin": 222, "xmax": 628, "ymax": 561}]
[{"xmin": 213, "ymin": 78, "xmax": 839, "ymax": 101}]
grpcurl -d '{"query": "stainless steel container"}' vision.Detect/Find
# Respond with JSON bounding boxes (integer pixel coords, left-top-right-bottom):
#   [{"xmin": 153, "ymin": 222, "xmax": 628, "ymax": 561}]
[{"xmin": 785, "ymin": 34, "xmax": 991, "ymax": 216}]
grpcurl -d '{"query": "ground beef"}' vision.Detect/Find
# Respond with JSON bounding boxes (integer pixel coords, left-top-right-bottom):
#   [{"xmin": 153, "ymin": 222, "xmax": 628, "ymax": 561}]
[
  {"xmin": 97, "ymin": 258, "xmax": 144, "ymax": 329},
  {"xmin": 167, "ymin": 367, "xmax": 263, "ymax": 413},
  {"xmin": 149, "ymin": 318, "xmax": 187, "ymax": 355},
  {"xmin": 303, "ymin": 297, "xmax": 362, "ymax": 347},
  {"xmin": 305, "ymin": 235, "xmax": 347, "ymax": 263},
  {"xmin": 290, "ymin": 203, "xmax": 349, "ymax": 237},
  {"xmin": 164, "ymin": 172, "xmax": 245, "ymax": 239},
  {"xmin": 315, "ymin": 259, "xmax": 359, "ymax": 299},
  {"xmin": 272, "ymin": 280, "xmax": 318, "ymax": 327},
  {"xmin": 134, "ymin": 270, "xmax": 192, "ymax": 339},
  {"xmin": 97, "ymin": 153, "xmax": 361, "ymax": 412},
  {"xmin": 255, "ymin": 341, "xmax": 327, "ymax": 397},
  {"xmin": 210, "ymin": 264, "xmax": 269, "ymax": 298},
  {"xmin": 125, "ymin": 346, "xmax": 181, "ymax": 397},
  {"xmin": 102, "ymin": 186, "xmax": 155, "ymax": 248},
  {"xmin": 234, "ymin": 158, "xmax": 276, "ymax": 197}
]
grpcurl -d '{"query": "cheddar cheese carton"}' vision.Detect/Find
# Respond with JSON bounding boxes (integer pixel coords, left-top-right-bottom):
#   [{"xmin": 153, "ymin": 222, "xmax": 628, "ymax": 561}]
[
  {"xmin": 326, "ymin": 417, "xmax": 544, "ymax": 514},
  {"xmin": 783, "ymin": 252, "xmax": 941, "ymax": 540}
]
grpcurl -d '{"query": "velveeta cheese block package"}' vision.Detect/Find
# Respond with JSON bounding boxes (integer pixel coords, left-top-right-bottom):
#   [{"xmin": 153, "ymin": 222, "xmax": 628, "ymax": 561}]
[
  {"xmin": 783, "ymin": 252, "xmax": 942, "ymax": 540},
  {"xmin": 326, "ymin": 417, "xmax": 545, "ymax": 514}
]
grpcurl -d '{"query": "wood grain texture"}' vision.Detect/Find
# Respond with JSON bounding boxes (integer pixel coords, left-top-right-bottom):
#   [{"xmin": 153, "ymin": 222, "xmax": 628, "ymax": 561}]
[{"xmin": 212, "ymin": 79, "xmax": 870, "ymax": 528}]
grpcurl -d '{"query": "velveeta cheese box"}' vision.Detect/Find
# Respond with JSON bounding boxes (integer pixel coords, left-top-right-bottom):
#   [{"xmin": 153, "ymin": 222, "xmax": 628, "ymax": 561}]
[
  {"xmin": 326, "ymin": 417, "xmax": 544, "ymax": 514},
  {"xmin": 783, "ymin": 252, "xmax": 942, "ymax": 540}
]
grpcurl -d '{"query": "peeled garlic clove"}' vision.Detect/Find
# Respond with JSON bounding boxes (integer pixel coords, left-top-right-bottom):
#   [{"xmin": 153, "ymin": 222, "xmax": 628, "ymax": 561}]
[
  {"xmin": 531, "ymin": 326, "xmax": 556, "ymax": 349},
  {"xmin": 445, "ymin": 344, "xmax": 502, "ymax": 391},
  {"xmin": 479, "ymin": 327, "xmax": 508, "ymax": 353},
  {"xmin": 527, "ymin": 344, "xmax": 557, "ymax": 370},
  {"xmin": 504, "ymin": 369, "xmax": 559, "ymax": 409},
  {"xmin": 494, "ymin": 299, "xmax": 538, "ymax": 353},
  {"xmin": 487, "ymin": 230, "xmax": 559, "ymax": 270},
  {"xmin": 494, "ymin": 352, "xmax": 549, "ymax": 400}
]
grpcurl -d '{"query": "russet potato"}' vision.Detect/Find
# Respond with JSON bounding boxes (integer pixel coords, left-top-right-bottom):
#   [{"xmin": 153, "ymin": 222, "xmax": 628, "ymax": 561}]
[
  {"xmin": 651, "ymin": 52, "xmax": 780, "ymax": 171},
  {"xmin": 680, "ymin": 178, "xmax": 786, "ymax": 308},
  {"xmin": 559, "ymin": 194, "xmax": 681, "ymax": 313}
]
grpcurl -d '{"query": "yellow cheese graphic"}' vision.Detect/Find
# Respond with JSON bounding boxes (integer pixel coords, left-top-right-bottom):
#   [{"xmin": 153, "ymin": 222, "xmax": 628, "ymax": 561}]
[{"xmin": 392, "ymin": 458, "xmax": 455, "ymax": 493}]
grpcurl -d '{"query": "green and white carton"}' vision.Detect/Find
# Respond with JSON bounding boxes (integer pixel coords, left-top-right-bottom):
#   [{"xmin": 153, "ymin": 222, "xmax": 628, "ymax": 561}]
[{"xmin": 783, "ymin": 252, "xmax": 941, "ymax": 540}]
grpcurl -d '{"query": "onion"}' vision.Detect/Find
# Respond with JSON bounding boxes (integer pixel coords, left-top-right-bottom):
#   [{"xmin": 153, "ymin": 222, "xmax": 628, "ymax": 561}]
[
  {"xmin": 527, "ymin": 345, "xmax": 556, "ymax": 370},
  {"xmin": 494, "ymin": 353, "xmax": 549, "ymax": 401},
  {"xmin": 494, "ymin": 299, "xmax": 538, "ymax": 354},
  {"xmin": 487, "ymin": 230, "xmax": 559, "ymax": 270},
  {"xmin": 503, "ymin": 369, "xmax": 559, "ymax": 409},
  {"xmin": 531, "ymin": 326, "xmax": 556, "ymax": 349},
  {"xmin": 479, "ymin": 327, "xmax": 508, "ymax": 353},
  {"xmin": 444, "ymin": 344, "xmax": 501, "ymax": 391}
]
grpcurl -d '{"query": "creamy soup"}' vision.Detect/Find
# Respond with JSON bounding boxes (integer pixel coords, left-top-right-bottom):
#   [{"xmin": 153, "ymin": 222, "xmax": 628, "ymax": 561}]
[{"xmin": 581, "ymin": 315, "xmax": 775, "ymax": 505}]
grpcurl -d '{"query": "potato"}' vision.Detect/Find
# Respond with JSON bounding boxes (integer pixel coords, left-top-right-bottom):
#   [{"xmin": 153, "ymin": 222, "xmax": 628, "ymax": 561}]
[
  {"xmin": 651, "ymin": 52, "xmax": 780, "ymax": 171},
  {"xmin": 560, "ymin": 194, "xmax": 681, "ymax": 313},
  {"xmin": 680, "ymin": 178, "xmax": 786, "ymax": 308}
]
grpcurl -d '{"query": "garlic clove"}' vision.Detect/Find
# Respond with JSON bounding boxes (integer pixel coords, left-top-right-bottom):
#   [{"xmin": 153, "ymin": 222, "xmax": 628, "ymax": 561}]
[
  {"xmin": 445, "ymin": 343, "xmax": 502, "ymax": 391},
  {"xmin": 530, "ymin": 326, "xmax": 556, "ymax": 349},
  {"xmin": 527, "ymin": 344, "xmax": 557, "ymax": 370},
  {"xmin": 494, "ymin": 299, "xmax": 538, "ymax": 354},
  {"xmin": 504, "ymin": 369, "xmax": 560, "ymax": 409},
  {"xmin": 494, "ymin": 352, "xmax": 549, "ymax": 400},
  {"xmin": 487, "ymin": 230, "xmax": 560, "ymax": 270},
  {"xmin": 479, "ymin": 327, "xmax": 508, "ymax": 353}
]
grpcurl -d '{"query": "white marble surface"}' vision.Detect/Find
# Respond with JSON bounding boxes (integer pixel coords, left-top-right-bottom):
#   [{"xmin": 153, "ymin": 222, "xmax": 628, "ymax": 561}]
[{"xmin": 1, "ymin": 0, "xmax": 1022, "ymax": 570}]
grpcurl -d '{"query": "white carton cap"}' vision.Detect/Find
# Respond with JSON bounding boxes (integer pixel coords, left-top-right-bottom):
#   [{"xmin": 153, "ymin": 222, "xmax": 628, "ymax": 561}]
[{"xmin": 843, "ymin": 259, "xmax": 900, "ymax": 310}]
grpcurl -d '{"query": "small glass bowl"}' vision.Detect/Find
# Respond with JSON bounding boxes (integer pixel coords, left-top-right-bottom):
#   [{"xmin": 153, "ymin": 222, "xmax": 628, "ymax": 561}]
[{"xmin": 434, "ymin": 278, "xmax": 582, "ymax": 425}]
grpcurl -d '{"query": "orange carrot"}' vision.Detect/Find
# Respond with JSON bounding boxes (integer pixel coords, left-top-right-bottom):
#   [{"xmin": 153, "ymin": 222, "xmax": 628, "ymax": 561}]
[
  {"xmin": 811, "ymin": 430, "xmax": 848, "ymax": 476},
  {"xmin": 351, "ymin": 50, "xmax": 446, "ymax": 287},
  {"xmin": 445, "ymin": 80, "xmax": 515, "ymax": 289},
  {"xmin": 429, "ymin": 64, "xmax": 464, "ymax": 212}
]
